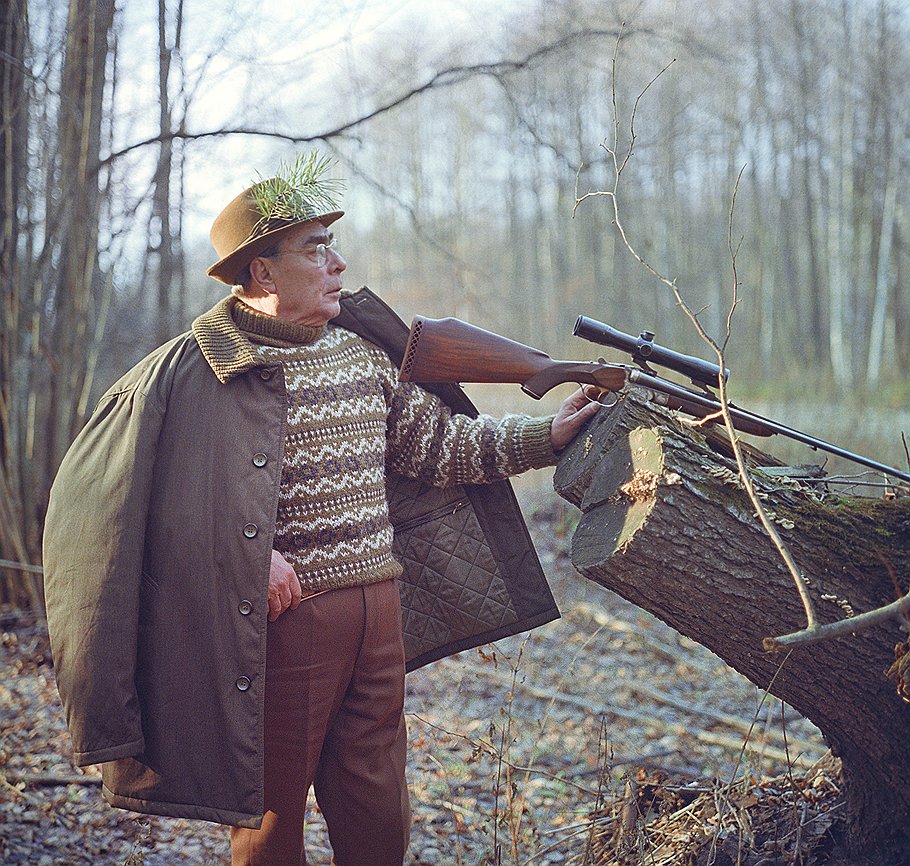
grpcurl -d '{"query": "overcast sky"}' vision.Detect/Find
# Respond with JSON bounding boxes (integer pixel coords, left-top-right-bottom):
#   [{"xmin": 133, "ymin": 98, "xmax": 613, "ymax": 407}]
[{"xmin": 110, "ymin": 0, "xmax": 535, "ymax": 253}]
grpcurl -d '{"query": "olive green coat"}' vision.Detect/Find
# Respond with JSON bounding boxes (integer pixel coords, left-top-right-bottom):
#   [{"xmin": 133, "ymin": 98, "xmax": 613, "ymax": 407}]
[{"xmin": 43, "ymin": 287, "xmax": 559, "ymax": 827}]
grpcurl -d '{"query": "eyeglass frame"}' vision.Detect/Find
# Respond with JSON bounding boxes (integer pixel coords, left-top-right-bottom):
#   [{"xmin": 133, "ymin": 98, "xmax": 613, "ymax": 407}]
[{"xmin": 265, "ymin": 237, "xmax": 340, "ymax": 269}]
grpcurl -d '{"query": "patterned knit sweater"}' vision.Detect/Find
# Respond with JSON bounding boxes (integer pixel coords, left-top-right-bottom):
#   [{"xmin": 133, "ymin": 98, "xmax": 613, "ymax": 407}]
[{"xmin": 232, "ymin": 300, "xmax": 557, "ymax": 593}]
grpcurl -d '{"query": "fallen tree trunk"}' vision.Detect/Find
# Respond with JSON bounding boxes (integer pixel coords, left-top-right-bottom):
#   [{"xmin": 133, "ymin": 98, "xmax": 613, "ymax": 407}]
[{"xmin": 553, "ymin": 390, "xmax": 910, "ymax": 865}]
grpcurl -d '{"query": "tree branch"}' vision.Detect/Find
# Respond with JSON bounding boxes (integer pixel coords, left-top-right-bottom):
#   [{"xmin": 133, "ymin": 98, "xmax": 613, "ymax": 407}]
[
  {"xmin": 95, "ymin": 28, "xmax": 631, "ymax": 172},
  {"xmin": 764, "ymin": 589, "xmax": 910, "ymax": 651}
]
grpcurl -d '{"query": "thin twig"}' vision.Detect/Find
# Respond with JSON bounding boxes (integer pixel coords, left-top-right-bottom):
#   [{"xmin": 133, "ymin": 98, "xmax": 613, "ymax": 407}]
[
  {"xmin": 408, "ymin": 712, "xmax": 601, "ymax": 797},
  {"xmin": 0, "ymin": 769, "xmax": 81, "ymax": 829},
  {"xmin": 0, "ymin": 558, "xmax": 44, "ymax": 575},
  {"xmin": 780, "ymin": 698, "xmax": 802, "ymax": 849},
  {"xmin": 3, "ymin": 772, "xmax": 101, "ymax": 787},
  {"xmin": 521, "ymin": 816, "xmax": 616, "ymax": 864},
  {"xmin": 719, "ymin": 170, "xmax": 817, "ymax": 630},
  {"xmin": 428, "ymin": 656, "xmax": 821, "ymax": 754},
  {"xmin": 772, "ymin": 478, "xmax": 897, "ymax": 489},
  {"xmin": 582, "ymin": 718, "xmax": 611, "ymax": 866},
  {"xmin": 764, "ymin": 588, "xmax": 910, "ymax": 650},
  {"xmin": 576, "ymin": 30, "xmax": 818, "ymax": 634},
  {"xmin": 779, "ymin": 801, "xmax": 845, "ymax": 841},
  {"xmin": 879, "ymin": 553, "xmax": 910, "ymax": 630},
  {"xmin": 426, "ymin": 754, "xmax": 465, "ymax": 866},
  {"xmin": 707, "ymin": 652, "xmax": 793, "ymax": 863}
]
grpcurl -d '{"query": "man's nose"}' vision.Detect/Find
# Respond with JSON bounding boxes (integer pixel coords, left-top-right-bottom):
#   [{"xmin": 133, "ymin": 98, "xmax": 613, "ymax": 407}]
[{"xmin": 329, "ymin": 250, "xmax": 346, "ymax": 272}]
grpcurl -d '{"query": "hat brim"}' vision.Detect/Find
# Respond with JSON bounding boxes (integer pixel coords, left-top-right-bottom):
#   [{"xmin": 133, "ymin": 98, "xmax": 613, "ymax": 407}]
[{"xmin": 206, "ymin": 210, "xmax": 344, "ymax": 286}]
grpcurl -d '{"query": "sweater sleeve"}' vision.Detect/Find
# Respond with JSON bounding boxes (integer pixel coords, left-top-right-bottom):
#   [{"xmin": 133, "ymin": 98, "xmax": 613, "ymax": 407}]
[{"xmin": 385, "ymin": 377, "xmax": 558, "ymax": 487}]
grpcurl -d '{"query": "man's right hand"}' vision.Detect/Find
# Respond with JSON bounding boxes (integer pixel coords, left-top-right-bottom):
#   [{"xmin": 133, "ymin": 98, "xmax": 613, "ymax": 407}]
[{"xmin": 267, "ymin": 549, "xmax": 303, "ymax": 621}]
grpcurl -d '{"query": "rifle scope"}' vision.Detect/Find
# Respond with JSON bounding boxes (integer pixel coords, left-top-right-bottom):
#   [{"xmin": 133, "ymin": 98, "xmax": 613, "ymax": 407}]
[{"xmin": 574, "ymin": 316, "xmax": 729, "ymax": 388}]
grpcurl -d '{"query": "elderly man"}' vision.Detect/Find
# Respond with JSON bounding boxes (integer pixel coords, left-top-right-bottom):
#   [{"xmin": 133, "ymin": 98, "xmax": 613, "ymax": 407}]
[{"xmin": 43, "ymin": 154, "xmax": 598, "ymax": 866}]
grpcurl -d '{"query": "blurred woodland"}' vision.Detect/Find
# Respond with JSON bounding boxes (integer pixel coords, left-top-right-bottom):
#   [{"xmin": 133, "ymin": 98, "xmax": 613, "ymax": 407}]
[{"xmin": 2, "ymin": 0, "xmax": 910, "ymax": 609}]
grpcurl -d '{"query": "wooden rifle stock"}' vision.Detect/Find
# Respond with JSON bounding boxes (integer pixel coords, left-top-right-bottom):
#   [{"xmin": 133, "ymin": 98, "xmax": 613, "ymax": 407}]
[
  {"xmin": 398, "ymin": 316, "xmax": 627, "ymax": 399},
  {"xmin": 398, "ymin": 316, "xmax": 910, "ymax": 483}
]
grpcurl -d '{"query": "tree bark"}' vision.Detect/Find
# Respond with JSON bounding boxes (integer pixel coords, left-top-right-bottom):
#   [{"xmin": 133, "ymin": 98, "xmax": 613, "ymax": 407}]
[
  {"xmin": 0, "ymin": 0, "xmax": 38, "ymax": 608},
  {"xmin": 153, "ymin": 0, "xmax": 175, "ymax": 343},
  {"xmin": 554, "ymin": 390, "xmax": 910, "ymax": 865}
]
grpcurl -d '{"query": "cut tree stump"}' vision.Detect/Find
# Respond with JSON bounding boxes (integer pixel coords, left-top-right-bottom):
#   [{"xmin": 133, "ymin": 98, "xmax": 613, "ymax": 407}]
[{"xmin": 553, "ymin": 389, "xmax": 910, "ymax": 865}]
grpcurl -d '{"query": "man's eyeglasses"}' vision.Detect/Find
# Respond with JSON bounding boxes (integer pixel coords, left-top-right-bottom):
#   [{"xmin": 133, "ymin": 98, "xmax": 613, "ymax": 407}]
[{"xmin": 269, "ymin": 238, "xmax": 339, "ymax": 268}]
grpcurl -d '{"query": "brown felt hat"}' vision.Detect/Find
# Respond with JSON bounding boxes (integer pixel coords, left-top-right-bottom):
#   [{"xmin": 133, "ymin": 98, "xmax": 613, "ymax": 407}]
[{"xmin": 207, "ymin": 184, "xmax": 343, "ymax": 286}]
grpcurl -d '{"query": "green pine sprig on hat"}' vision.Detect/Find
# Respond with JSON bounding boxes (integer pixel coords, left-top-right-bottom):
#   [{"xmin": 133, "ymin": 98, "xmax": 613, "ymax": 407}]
[{"xmin": 251, "ymin": 151, "xmax": 345, "ymax": 225}]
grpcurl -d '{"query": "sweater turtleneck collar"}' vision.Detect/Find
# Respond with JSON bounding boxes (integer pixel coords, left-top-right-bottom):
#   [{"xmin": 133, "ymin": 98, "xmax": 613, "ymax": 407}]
[{"xmin": 232, "ymin": 299, "xmax": 325, "ymax": 347}]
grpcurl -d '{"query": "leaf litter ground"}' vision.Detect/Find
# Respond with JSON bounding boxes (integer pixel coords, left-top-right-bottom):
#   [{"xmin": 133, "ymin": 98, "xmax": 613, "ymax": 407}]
[{"xmin": 1, "ymin": 503, "xmax": 843, "ymax": 865}]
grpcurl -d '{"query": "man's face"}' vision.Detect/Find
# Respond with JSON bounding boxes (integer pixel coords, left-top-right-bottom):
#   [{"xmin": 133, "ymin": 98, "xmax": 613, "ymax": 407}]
[{"xmin": 261, "ymin": 221, "xmax": 347, "ymax": 326}]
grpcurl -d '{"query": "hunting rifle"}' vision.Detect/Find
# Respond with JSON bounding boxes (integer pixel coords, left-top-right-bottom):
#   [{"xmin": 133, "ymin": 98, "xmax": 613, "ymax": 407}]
[{"xmin": 398, "ymin": 314, "xmax": 910, "ymax": 485}]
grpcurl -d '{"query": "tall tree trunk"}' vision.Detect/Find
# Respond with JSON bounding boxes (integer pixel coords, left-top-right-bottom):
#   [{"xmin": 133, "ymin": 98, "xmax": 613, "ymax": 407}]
[
  {"xmin": 748, "ymin": 2, "xmax": 775, "ymax": 367},
  {"xmin": 826, "ymin": 1, "xmax": 857, "ymax": 387},
  {"xmin": 31, "ymin": 0, "xmax": 115, "ymax": 600},
  {"xmin": 865, "ymin": 2, "xmax": 902, "ymax": 386},
  {"xmin": 0, "ymin": 0, "xmax": 41, "ymax": 608},
  {"xmin": 153, "ymin": 0, "xmax": 175, "ymax": 343},
  {"xmin": 895, "ymin": 214, "xmax": 910, "ymax": 373},
  {"xmin": 788, "ymin": 0, "xmax": 826, "ymax": 367},
  {"xmin": 866, "ymin": 119, "xmax": 900, "ymax": 385}
]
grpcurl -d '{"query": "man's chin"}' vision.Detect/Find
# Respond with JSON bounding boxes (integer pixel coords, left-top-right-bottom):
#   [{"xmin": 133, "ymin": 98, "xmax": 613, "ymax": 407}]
[{"xmin": 324, "ymin": 297, "xmax": 342, "ymax": 319}]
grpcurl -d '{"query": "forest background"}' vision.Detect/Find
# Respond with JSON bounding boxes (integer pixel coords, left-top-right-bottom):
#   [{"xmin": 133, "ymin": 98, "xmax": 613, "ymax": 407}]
[{"xmin": 2, "ymin": 0, "xmax": 910, "ymax": 608}]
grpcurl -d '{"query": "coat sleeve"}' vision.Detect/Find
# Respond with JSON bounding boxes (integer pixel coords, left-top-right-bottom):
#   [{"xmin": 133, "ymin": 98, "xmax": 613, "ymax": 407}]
[{"xmin": 43, "ymin": 378, "xmax": 167, "ymax": 767}]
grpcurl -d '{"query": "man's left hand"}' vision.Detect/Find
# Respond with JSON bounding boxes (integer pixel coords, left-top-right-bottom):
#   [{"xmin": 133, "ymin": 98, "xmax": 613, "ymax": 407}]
[
  {"xmin": 550, "ymin": 386, "xmax": 601, "ymax": 452},
  {"xmin": 267, "ymin": 548, "xmax": 303, "ymax": 622}
]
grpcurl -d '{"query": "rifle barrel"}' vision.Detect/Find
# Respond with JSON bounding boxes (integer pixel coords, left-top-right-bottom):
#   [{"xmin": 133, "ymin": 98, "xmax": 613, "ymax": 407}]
[
  {"xmin": 629, "ymin": 369, "xmax": 910, "ymax": 484},
  {"xmin": 729, "ymin": 406, "xmax": 910, "ymax": 484}
]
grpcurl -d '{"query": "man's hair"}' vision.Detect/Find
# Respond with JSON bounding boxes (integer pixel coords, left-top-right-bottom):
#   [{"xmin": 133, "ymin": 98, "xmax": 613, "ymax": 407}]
[{"xmin": 233, "ymin": 240, "xmax": 282, "ymax": 296}]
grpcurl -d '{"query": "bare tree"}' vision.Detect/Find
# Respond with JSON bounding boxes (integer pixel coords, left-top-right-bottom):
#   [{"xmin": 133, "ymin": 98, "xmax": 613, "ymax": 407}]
[
  {"xmin": 0, "ymin": 0, "xmax": 115, "ymax": 608},
  {"xmin": 0, "ymin": 0, "xmax": 38, "ymax": 607}
]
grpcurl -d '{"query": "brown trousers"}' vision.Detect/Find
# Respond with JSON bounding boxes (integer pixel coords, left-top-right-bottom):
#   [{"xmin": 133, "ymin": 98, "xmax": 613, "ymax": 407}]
[{"xmin": 231, "ymin": 579, "xmax": 410, "ymax": 866}]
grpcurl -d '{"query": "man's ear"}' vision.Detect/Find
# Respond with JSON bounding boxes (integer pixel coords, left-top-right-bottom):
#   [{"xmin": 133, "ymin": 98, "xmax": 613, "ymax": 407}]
[{"xmin": 249, "ymin": 256, "xmax": 277, "ymax": 294}]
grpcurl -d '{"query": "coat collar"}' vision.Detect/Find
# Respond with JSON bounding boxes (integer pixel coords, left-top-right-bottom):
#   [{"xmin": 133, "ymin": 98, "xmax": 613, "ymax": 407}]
[
  {"xmin": 191, "ymin": 296, "xmax": 263, "ymax": 384},
  {"xmin": 192, "ymin": 291, "xmax": 365, "ymax": 384}
]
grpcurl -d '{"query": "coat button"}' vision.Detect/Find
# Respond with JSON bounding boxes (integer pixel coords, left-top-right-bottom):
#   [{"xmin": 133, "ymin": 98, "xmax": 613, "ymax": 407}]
[
  {"xmin": 243, "ymin": 523, "xmax": 258, "ymax": 538},
  {"xmin": 259, "ymin": 368, "xmax": 273, "ymax": 380},
  {"xmin": 236, "ymin": 676, "xmax": 251, "ymax": 691},
  {"xmin": 239, "ymin": 600, "xmax": 253, "ymax": 615},
  {"xmin": 252, "ymin": 453, "xmax": 267, "ymax": 467}
]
